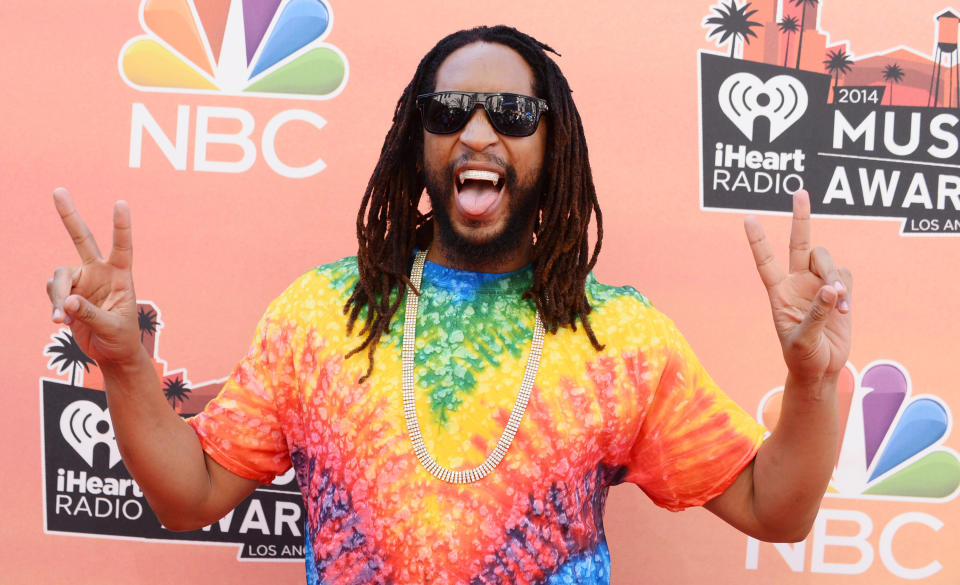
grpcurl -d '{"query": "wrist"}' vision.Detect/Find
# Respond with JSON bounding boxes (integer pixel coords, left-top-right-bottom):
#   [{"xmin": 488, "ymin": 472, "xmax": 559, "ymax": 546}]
[
  {"xmin": 100, "ymin": 346, "xmax": 155, "ymax": 385},
  {"xmin": 785, "ymin": 370, "xmax": 839, "ymax": 401}
]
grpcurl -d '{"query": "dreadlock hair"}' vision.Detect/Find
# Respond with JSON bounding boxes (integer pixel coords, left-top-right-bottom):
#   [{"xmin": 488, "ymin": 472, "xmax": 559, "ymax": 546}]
[{"xmin": 344, "ymin": 25, "xmax": 604, "ymax": 380}]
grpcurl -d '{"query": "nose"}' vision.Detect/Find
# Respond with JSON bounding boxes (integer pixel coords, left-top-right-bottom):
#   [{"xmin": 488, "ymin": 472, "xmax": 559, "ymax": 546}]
[{"xmin": 458, "ymin": 106, "xmax": 499, "ymax": 151}]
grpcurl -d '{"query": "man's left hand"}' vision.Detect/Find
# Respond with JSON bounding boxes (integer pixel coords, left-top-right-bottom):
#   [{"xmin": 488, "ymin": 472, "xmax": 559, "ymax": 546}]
[{"xmin": 744, "ymin": 190, "xmax": 852, "ymax": 388}]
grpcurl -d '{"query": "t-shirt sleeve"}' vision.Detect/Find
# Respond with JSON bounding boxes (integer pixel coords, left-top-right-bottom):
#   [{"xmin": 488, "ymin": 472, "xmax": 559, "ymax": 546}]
[
  {"xmin": 623, "ymin": 313, "xmax": 766, "ymax": 511},
  {"xmin": 187, "ymin": 300, "xmax": 296, "ymax": 485}
]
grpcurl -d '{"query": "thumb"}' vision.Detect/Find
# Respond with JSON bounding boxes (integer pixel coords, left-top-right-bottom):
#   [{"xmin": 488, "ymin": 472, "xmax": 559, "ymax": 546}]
[
  {"xmin": 63, "ymin": 294, "xmax": 112, "ymax": 330},
  {"xmin": 794, "ymin": 285, "xmax": 838, "ymax": 343}
]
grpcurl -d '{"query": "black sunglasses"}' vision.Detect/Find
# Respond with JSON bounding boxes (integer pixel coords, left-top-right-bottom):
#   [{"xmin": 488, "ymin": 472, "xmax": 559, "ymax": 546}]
[{"xmin": 416, "ymin": 91, "xmax": 549, "ymax": 137}]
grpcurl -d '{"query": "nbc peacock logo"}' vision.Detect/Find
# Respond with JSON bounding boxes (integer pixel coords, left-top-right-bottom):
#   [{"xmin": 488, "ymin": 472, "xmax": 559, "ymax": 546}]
[
  {"xmin": 758, "ymin": 361, "xmax": 960, "ymax": 502},
  {"xmin": 119, "ymin": 0, "xmax": 348, "ymax": 99}
]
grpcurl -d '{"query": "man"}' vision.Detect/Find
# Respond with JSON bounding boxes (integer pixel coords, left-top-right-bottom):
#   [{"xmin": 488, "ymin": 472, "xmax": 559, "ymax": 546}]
[{"xmin": 47, "ymin": 26, "xmax": 851, "ymax": 585}]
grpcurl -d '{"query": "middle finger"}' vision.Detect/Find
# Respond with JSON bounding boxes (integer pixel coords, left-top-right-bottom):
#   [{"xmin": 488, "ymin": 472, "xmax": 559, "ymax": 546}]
[
  {"xmin": 788, "ymin": 191, "xmax": 812, "ymax": 274},
  {"xmin": 53, "ymin": 188, "xmax": 103, "ymax": 264}
]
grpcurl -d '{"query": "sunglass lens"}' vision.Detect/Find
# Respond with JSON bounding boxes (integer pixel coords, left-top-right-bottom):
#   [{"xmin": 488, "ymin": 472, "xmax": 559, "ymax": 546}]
[
  {"xmin": 421, "ymin": 96, "xmax": 470, "ymax": 134},
  {"xmin": 488, "ymin": 95, "xmax": 539, "ymax": 137}
]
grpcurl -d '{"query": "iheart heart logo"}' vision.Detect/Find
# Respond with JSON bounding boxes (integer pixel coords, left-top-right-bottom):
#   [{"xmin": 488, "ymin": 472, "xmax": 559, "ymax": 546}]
[
  {"xmin": 59, "ymin": 400, "xmax": 122, "ymax": 469},
  {"xmin": 718, "ymin": 73, "xmax": 808, "ymax": 142}
]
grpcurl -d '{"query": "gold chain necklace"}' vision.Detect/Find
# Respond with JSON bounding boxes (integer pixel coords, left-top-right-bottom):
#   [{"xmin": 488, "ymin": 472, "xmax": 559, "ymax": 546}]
[{"xmin": 401, "ymin": 250, "xmax": 545, "ymax": 483}]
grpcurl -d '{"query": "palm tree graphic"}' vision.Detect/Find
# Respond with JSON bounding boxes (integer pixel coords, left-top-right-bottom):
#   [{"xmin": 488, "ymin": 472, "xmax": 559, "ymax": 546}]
[
  {"xmin": 705, "ymin": 0, "xmax": 763, "ymax": 59},
  {"xmin": 778, "ymin": 16, "xmax": 800, "ymax": 68},
  {"xmin": 45, "ymin": 330, "xmax": 96, "ymax": 387},
  {"xmin": 882, "ymin": 63, "xmax": 905, "ymax": 106},
  {"xmin": 792, "ymin": 0, "xmax": 820, "ymax": 69},
  {"xmin": 824, "ymin": 48, "xmax": 855, "ymax": 101},
  {"xmin": 163, "ymin": 375, "xmax": 192, "ymax": 412},
  {"xmin": 137, "ymin": 306, "xmax": 160, "ymax": 342}
]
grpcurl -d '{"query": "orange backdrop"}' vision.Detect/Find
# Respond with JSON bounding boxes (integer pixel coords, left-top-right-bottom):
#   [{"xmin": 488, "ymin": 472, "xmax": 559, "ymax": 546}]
[{"xmin": 3, "ymin": 0, "xmax": 959, "ymax": 583}]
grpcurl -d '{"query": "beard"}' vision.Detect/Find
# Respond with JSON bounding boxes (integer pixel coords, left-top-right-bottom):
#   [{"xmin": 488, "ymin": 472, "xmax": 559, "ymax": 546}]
[{"xmin": 424, "ymin": 155, "xmax": 543, "ymax": 271}]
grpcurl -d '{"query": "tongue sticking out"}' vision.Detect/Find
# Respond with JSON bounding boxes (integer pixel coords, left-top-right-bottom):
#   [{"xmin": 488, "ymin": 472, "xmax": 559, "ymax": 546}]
[{"xmin": 456, "ymin": 180, "xmax": 501, "ymax": 217}]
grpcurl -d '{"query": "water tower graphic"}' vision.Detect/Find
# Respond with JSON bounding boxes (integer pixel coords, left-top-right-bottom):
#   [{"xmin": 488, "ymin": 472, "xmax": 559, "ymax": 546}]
[{"xmin": 928, "ymin": 9, "xmax": 960, "ymax": 107}]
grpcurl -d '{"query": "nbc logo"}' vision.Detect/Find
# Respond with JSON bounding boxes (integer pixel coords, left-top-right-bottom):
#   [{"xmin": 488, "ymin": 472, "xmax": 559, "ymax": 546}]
[
  {"xmin": 759, "ymin": 360, "xmax": 960, "ymax": 501},
  {"xmin": 119, "ymin": 0, "xmax": 347, "ymax": 98},
  {"xmin": 747, "ymin": 361, "xmax": 960, "ymax": 579},
  {"xmin": 119, "ymin": 0, "xmax": 349, "ymax": 178}
]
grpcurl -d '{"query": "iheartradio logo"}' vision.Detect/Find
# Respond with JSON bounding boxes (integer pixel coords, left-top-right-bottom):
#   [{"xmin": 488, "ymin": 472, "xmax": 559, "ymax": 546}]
[
  {"xmin": 59, "ymin": 401, "xmax": 122, "ymax": 469},
  {"xmin": 718, "ymin": 73, "xmax": 808, "ymax": 142}
]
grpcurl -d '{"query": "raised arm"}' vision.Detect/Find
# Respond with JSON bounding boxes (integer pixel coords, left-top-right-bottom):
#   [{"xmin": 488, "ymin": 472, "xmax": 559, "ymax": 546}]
[
  {"xmin": 46, "ymin": 188, "xmax": 259, "ymax": 530},
  {"xmin": 704, "ymin": 190, "xmax": 852, "ymax": 542}
]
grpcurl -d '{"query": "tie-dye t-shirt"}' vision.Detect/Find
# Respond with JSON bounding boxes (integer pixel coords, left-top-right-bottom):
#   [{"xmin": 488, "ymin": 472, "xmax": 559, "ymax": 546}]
[{"xmin": 188, "ymin": 257, "xmax": 765, "ymax": 585}]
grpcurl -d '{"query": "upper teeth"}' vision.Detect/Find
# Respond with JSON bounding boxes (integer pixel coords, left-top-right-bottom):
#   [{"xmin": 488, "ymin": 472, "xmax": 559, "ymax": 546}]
[{"xmin": 459, "ymin": 170, "xmax": 500, "ymax": 185}]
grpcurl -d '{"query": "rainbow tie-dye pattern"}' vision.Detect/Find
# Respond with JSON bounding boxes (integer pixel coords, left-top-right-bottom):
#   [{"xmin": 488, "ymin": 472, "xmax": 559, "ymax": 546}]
[{"xmin": 189, "ymin": 257, "xmax": 765, "ymax": 584}]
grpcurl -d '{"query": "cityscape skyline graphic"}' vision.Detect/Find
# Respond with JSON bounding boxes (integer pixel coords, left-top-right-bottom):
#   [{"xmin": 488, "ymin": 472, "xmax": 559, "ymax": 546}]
[{"xmin": 706, "ymin": 0, "xmax": 960, "ymax": 107}]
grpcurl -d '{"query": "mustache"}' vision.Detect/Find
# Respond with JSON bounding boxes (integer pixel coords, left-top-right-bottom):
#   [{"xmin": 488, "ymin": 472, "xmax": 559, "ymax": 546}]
[{"xmin": 451, "ymin": 152, "xmax": 508, "ymax": 170}]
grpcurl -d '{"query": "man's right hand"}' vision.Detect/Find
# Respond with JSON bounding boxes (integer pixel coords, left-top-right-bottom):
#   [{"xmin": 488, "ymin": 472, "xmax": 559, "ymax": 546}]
[
  {"xmin": 45, "ymin": 188, "xmax": 261, "ymax": 530},
  {"xmin": 47, "ymin": 188, "xmax": 143, "ymax": 367}
]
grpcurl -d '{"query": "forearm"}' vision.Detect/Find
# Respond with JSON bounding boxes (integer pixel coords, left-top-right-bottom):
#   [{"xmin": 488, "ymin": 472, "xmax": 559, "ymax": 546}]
[
  {"xmin": 751, "ymin": 371, "xmax": 839, "ymax": 540},
  {"xmin": 100, "ymin": 348, "xmax": 224, "ymax": 530}
]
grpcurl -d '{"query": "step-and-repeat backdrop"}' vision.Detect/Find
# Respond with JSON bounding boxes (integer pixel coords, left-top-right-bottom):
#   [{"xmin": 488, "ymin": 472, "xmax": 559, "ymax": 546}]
[{"xmin": 4, "ymin": 1, "xmax": 959, "ymax": 583}]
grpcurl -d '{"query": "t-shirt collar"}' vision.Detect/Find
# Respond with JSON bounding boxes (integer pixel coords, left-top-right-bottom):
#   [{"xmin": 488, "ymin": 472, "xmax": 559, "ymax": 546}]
[{"xmin": 420, "ymin": 257, "xmax": 533, "ymax": 295}]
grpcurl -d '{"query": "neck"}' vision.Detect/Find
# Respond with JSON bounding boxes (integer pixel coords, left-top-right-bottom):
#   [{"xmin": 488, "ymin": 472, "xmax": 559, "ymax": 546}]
[{"xmin": 425, "ymin": 237, "xmax": 533, "ymax": 273}]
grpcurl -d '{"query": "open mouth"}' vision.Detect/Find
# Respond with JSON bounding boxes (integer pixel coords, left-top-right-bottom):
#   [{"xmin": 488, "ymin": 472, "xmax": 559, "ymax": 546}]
[{"xmin": 455, "ymin": 169, "xmax": 506, "ymax": 219}]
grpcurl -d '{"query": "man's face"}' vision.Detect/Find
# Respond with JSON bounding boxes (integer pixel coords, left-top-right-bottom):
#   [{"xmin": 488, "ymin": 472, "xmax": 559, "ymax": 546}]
[{"xmin": 423, "ymin": 42, "xmax": 548, "ymax": 271}]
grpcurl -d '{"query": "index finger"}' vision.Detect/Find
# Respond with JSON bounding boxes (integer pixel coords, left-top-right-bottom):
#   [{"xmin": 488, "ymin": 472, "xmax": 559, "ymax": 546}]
[
  {"xmin": 788, "ymin": 190, "xmax": 812, "ymax": 273},
  {"xmin": 53, "ymin": 188, "xmax": 103, "ymax": 264},
  {"xmin": 108, "ymin": 200, "xmax": 133, "ymax": 270},
  {"xmin": 744, "ymin": 215, "xmax": 785, "ymax": 289}
]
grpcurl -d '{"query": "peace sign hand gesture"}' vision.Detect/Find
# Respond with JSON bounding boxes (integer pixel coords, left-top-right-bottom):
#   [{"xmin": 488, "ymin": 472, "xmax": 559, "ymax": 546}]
[
  {"xmin": 47, "ymin": 188, "xmax": 143, "ymax": 367},
  {"xmin": 705, "ymin": 190, "xmax": 852, "ymax": 541},
  {"xmin": 745, "ymin": 190, "xmax": 852, "ymax": 387}
]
